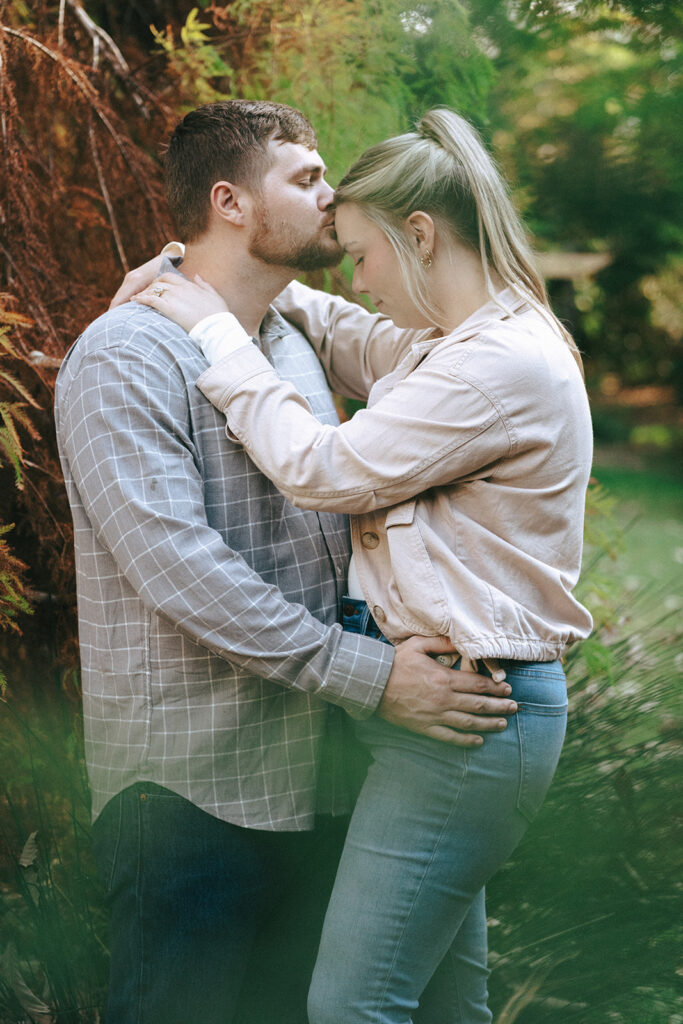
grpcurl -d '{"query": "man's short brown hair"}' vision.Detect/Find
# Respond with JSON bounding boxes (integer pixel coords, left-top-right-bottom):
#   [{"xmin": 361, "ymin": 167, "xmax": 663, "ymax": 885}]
[{"xmin": 165, "ymin": 100, "xmax": 318, "ymax": 240}]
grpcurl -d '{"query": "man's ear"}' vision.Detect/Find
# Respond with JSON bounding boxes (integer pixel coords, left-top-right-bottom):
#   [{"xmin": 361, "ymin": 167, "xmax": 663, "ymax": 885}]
[{"xmin": 210, "ymin": 180, "xmax": 250, "ymax": 226}]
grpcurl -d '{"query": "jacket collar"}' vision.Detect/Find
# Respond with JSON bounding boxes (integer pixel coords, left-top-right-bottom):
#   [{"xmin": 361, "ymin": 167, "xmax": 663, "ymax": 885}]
[{"xmin": 409, "ymin": 287, "xmax": 529, "ymax": 360}]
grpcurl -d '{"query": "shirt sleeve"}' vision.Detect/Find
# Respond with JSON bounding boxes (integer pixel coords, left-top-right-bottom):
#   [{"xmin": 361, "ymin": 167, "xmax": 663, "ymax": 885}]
[
  {"xmin": 59, "ymin": 336, "xmax": 393, "ymax": 715},
  {"xmin": 196, "ymin": 340, "xmax": 512, "ymax": 514}
]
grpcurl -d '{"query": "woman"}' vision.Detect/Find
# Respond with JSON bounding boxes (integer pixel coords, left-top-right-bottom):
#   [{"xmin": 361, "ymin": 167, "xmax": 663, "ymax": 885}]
[{"xmin": 133, "ymin": 108, "xmax": 593, "ymax": 1023}]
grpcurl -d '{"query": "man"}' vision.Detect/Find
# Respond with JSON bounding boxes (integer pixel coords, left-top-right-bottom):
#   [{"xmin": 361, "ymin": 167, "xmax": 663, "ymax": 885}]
[{"xmin": 55, "ymin": 100, "xmax": 516, "ymax": 1024}]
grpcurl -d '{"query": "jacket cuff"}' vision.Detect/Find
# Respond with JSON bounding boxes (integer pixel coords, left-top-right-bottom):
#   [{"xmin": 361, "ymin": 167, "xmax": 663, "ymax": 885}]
[
  {"xmin": 196, "ymin": 345, "xmax": 276, "ymax": 411},
  {"xmin": 190, "ymin": 312, "xmax": 253, "ymax": 364}
]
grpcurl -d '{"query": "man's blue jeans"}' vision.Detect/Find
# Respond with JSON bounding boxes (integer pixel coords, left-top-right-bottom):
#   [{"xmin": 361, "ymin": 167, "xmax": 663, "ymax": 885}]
[
  {"xmin": 308, "ymin": 600, "xmax": 568, "ymax": 1024},
  {"xmin": 92, "ymin": 781, "xmax": 345, "ymax": 1024}
]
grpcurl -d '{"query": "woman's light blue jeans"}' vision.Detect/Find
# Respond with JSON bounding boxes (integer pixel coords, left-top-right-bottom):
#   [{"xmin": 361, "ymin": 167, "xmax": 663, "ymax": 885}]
[{"xmin": 307, "ymin": 600, "xmax": 568, "ymax": 1024}]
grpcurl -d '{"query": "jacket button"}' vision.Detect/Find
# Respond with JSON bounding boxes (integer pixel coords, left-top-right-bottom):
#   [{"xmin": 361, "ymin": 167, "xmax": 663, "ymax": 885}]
[
  {"xmin": 361, "ymin": 532, "xmax": 380, "ymax": 549},
  {"xmin": 372, "ymin": 605, "xmax": 386, "ymax": 623}
]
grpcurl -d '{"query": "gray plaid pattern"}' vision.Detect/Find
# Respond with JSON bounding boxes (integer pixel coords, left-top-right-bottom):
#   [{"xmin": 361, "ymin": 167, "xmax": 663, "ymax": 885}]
[{"xmin": 55, "ymin": 291, "xmax": 392, "ymax": 830}]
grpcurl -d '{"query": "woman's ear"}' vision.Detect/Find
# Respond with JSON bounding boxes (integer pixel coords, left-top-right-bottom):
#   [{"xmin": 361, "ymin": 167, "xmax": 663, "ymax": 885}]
[
  {"xmin": 211, "ymin": 181, "xmax": 249, "ymax": 226},
  {"xmin": 405, "ymin": 210, "xmax": 436, "ymax": 256}
]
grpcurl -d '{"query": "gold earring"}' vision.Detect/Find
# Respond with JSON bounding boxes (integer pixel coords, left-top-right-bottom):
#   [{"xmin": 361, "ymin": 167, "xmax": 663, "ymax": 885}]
[{"xmin": 420, "ymin": 249, "xmax": 433, "ymax": 269}]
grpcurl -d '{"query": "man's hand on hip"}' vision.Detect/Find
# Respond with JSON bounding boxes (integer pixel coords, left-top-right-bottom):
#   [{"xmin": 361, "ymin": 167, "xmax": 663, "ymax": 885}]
[{"xmin": 377, "ymin": 635, "xmax": 517, "ymax": 747}]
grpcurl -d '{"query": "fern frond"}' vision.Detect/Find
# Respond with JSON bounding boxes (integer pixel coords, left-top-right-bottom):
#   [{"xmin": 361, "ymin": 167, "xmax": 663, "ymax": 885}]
[{"xmin": 0, "ymin": 366, "xmax": 41, "ymax": 408}]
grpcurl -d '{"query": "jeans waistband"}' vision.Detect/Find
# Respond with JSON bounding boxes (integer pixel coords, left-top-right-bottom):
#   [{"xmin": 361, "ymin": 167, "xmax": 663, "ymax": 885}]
[{"xmin": 341, "ymin": 596, "xmax": 391, "ymax": 646}]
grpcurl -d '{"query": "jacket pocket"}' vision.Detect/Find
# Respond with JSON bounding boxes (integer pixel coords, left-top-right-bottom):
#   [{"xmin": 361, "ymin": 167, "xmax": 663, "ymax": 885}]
[{"xmin": 384, "ymin": 499, "xmax": 451, "ymax": 636}]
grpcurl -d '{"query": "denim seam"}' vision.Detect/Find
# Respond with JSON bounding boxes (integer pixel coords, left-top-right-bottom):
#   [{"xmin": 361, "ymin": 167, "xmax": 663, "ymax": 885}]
[
  {"xmin": 105, "ymin": 794, "xmax": 125, "ymax": 893},
  {"xmin": 375, "ymin": 752, "xmax": 470, "ymax": 1021},
  {"xmin": 445, "ymin": 936, "xmax": 467, "ymax": 1024},
  {"xmin": 135, "ymin": 792, "xmax": 145, "ymax": 1022},
  {"xmin": 515, "ymin": 713, "xmax": 527, "ymax": 823}
]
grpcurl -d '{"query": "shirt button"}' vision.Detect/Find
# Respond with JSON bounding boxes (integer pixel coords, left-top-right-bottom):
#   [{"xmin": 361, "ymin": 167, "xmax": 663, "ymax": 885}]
[
  {"xmin": 372, "ymin": 605, "xmax": 386, "ymax": 623},
  {"xmin": 361, "ymin": 532, "xmax": 380, "ymax": 549}
]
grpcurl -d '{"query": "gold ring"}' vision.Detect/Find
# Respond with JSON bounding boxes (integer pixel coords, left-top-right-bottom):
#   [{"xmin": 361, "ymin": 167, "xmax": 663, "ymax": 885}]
[{"xmin": 152, "ymin": 285, "xmax": 167, "ymax": 298}]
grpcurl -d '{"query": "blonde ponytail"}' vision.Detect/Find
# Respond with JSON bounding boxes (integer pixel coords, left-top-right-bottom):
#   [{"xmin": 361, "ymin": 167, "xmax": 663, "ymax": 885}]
[{"xmin": 336, "ymin": 108, "xmax": 583, "ymax": 371}]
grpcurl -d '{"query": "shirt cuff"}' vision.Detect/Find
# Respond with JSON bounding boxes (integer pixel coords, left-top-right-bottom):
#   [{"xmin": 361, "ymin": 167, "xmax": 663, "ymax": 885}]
[
  {"xmin": 189, "ymin": 312, "xmax": 255, "ymax": 365},
  {"xmin": 324, "ymin": 630, "xmax": 394, "ymax": 718}
]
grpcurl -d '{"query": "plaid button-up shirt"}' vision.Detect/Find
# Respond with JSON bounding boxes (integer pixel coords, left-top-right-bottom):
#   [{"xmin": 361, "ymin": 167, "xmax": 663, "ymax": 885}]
[{"xmin": 54, "ymin": 291, "xmax": 393, "ymax": 830}]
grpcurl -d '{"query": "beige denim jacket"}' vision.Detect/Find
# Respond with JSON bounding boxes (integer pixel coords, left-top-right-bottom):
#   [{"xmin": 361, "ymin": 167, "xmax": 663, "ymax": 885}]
[{"xmin": 197, "ymin": 282, "xmax": 594, "ymax": 661}]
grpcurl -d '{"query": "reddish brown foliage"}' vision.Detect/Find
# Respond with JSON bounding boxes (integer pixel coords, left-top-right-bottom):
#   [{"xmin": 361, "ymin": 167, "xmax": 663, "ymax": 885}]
[{"xmin": 0, "ymin": 0, "xmax": 178, "ymax": 668}]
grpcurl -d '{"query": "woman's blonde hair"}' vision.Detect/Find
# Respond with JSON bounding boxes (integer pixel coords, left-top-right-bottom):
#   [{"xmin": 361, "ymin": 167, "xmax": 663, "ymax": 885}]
[{"xmin": 335, "ymin": 107, "xmax": 581, "ymax": 366}]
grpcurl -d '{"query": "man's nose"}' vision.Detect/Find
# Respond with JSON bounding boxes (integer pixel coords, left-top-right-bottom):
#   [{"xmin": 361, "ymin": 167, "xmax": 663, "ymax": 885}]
[{"xmin": 318, "ymin": 179, "xmax": 335, "ymax": 209}]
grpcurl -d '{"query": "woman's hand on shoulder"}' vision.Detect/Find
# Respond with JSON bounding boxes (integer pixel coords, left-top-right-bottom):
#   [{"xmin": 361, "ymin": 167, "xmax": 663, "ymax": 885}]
[
  {"xmin": 132, "ymin": 273, "xmax": 229, "ymax": 333},
  {"xmin": 109, "ymin": 253, "xmax": 165, "ymax": 309},
  {"xmin": 110, "ymin": 242, "xmax": 185, "ymax": 309}
]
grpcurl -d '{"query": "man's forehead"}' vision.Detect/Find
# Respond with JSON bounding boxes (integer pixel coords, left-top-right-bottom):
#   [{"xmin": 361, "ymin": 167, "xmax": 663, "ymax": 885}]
[{"xmin": 266, "ymin": 139, "xmax": 327, "ymax": 175}]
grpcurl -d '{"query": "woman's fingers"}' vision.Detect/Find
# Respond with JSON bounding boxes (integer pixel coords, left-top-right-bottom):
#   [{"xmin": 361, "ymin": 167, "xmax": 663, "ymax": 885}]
[
  {"xmin": 132, "ymin": 274, "xmax": 230, "ymax": 332},
  {"xmin": 109, "ymin": 255, "xmax": 165, "ymax": 308}
]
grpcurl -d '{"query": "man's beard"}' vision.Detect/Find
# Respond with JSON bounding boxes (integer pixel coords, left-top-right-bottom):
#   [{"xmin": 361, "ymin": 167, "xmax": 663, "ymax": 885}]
[{"xmin": 248, "ymin": 203, "xmax": 342, "ymax": 271}]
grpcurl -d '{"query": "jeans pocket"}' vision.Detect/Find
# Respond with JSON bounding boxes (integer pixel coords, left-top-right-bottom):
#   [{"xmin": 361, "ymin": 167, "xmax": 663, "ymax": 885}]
[{"xmin": 515, "ymin": 701, "xmax": 568, "ymax": 823}]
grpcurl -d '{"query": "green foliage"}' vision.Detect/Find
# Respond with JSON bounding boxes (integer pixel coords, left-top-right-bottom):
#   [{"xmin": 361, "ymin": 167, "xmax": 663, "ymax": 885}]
[
  {"xmin": 0, "ymin": 319, "xmax": 39, "ymax": 692},
  {"xmin": 150, "ymin": 0, "xmax": 496, "ymax": 178},
  {"xmin": 486, "ymin": 474, "xmax": 682, "ymax": 1022},
  {"xmin": 0, "ymin": 324, "xmax": 40, "ymax": 492},
  {"xmin": 0, "ymin": 526, "xmax": 32, "ymax": 638},
  {"xmin": 151, "ymin": 7, "xmax": 235, "ymax": 108},
  {"xmin": 466, "ymin": 0, "xmax": 683, "ymax": 392},
  {"xmin": 0, "ymin": 684, "xmax": 108, "ymax": 1022},
  {"xmin": 399, "ymin": 0, "xmax": 495, "ymax": 124}
]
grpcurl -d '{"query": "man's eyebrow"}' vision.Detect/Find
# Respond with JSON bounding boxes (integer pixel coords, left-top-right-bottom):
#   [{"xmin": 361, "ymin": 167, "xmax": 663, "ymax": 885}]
[{"xmin": 291, "ymin": 161, "xmax": 327, "ymax": 178}]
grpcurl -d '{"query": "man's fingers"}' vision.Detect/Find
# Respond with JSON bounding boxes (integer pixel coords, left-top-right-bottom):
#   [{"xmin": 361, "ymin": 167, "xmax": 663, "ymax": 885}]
[
  {"xmin": 443, "ymin": 691, "xmax": 517, "ymax": 717},
  {"xmin": 420, "ymin": 726, "xmax": 485, "ymax": 747},
  {"xmin": 438, "ymin": 711, "xmax": 510, "ymax": 732},
  {"xmin": 447, "ymin": 668, "xmax": 512, "ymax": 697}
]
